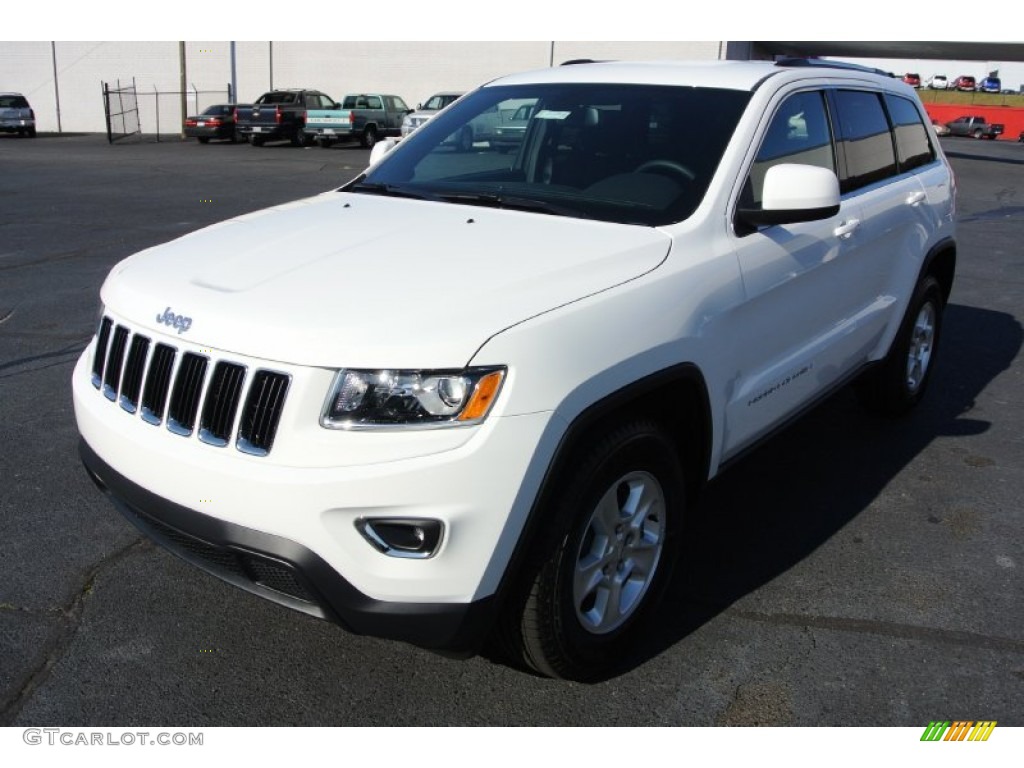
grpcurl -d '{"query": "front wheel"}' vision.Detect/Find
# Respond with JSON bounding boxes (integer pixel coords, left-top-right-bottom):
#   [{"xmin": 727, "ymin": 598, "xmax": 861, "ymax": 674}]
[
  {"xmin": 973, "ymin": 129, "xmax": 984, "ymax": 139},
  {"xmin": 857, "ymin": 274, "xmax": 944, "ymax": 416},
  {"xmin": 498, "ymin": 420, "xmax": 685, "ymax": 681}
]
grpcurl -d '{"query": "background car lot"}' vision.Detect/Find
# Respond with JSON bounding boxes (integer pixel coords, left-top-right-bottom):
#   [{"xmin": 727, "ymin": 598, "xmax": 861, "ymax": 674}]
[{"xmin": 0, "ymin": 134, "xmax": 1021, "ymax": 725}]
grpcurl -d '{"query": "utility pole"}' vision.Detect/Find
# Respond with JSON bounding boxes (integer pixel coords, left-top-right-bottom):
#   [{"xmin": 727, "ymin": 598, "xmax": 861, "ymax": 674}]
[
  {"xmin": 179, "ymin": 42, "xmax": 187, "ymax": 140},
  {"xmin": 230, "ymin": 41, "xmax": 238, "ymax": 103},
  {"xmin": 51, "ymin": 42, "xmax": 62, "ymax": 133}
]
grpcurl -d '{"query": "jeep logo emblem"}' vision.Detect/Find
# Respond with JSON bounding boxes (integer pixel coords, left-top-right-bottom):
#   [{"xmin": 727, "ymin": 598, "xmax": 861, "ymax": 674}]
[{"xmin": 156, "ymin": 306, "xmax": 193, "ymax": 334}]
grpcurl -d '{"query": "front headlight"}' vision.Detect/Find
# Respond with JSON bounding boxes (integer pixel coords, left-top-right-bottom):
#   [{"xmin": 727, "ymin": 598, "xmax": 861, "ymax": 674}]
[{"xmin": 321, "ymin": 367, "xmax": 505, "ymax": 429}]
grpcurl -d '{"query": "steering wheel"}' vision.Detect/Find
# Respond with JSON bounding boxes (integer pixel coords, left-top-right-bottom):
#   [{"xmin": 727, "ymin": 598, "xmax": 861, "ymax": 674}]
[{"xmin": 634, "ymin": 159, "xmax": 696, "ymax": 182}]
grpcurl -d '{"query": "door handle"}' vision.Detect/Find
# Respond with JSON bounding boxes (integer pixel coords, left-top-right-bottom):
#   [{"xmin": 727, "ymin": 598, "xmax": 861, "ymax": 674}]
[
  {"xmin": 906, "ymin": 191, "xmax": 927, "ymax": 206},
  {"xmin": 833, "ymin": 219, "xmax": 860, "ymax": 239}
]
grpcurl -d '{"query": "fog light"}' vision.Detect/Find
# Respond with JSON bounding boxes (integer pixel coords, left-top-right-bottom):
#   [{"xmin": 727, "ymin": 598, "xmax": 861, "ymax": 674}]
[{"xmin": 355, "ymin": 518, "xmax": 443, "ymax": 559}]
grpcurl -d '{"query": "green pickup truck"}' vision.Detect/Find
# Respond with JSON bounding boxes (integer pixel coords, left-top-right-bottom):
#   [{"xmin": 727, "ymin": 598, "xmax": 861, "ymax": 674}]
[{"xmin": 303, "ymin": 93, "xmax": 411, "ymax": 148}]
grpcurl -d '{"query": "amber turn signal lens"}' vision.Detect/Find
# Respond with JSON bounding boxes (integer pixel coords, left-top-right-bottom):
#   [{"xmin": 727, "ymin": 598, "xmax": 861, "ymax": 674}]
[{"xmin": 458, "ymin": 370, "xmax": 505, "ymax": 422}]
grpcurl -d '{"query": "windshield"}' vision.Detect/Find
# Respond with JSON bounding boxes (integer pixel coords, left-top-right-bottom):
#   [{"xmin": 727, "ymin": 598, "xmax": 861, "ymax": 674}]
[
  {"xmin": 358, "ymin": 83, "xmax": 750, "ymax": 226},
  {"xmin": 424, "ymin": 94, "xmax": 461, "ymax": 111}
]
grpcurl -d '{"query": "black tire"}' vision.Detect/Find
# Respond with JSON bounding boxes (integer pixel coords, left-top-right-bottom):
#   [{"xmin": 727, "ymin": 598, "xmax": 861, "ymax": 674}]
[
  {"xmin": 250, "ymin": 136, "xmax": 264, "ymax": 147},
  {"xmin": 360, "ymin": 125, "xmax": 378, "ymax": 149},
  {"xmin": 317, "ymin": 137, "xmax": 334, "ymax": 149},
  {"xmin": 197, "ymin": 137, "xmax": 210, "ymax": 144},
  {"xmin": 497, "ymin": 420, "xmax": 685, "ymax": 681},
  {"xmin": 27, "ymin": 127, "xmax": 36, "ymax": 138},
  {"xmin": 857, "ymin": 274, "xmax": 944, "ymax": 416},
  {"xmin": 973, "ymin": 129, "xmax": 983, "ymax": 139}
]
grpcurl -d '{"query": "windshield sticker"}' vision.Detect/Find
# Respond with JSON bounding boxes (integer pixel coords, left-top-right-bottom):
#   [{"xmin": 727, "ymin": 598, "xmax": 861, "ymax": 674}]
[{"xmin": 534, "ymin": 110, "xmax": 571, "ymax": 120}]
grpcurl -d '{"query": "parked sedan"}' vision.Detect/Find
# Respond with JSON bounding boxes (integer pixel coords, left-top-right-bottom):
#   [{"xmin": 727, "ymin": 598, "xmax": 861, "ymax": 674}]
[
  {"xmin": 184, "ymin": 104, "xmax": 247, "ymax": 143},
  {"xmin": 953, "ymin": 75, "xmax": 976, "ymax": 92}
]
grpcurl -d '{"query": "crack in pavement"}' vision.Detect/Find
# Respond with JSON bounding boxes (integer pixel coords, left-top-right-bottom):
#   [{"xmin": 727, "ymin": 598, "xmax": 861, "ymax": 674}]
[
  {"xmin": 0, "ymin": 341, "xmax": 89, "ymax": 379},
  {"xmin": 730, "ymin": 609, "xmax": 1024, "ymax": 655},
  {"xmin": 0, "ymin": 537, "xmax": 150, "ymax": 726}
]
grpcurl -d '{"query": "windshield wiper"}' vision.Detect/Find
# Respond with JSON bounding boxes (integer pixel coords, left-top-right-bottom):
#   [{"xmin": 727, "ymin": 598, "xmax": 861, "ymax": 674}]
[
  {"xmin": 437, "ymin": 192, "xmax": 591, "ymax": 219},
  {"xmin": 348, "ymin": 182, "xmax": 441, "ymax": 201}
]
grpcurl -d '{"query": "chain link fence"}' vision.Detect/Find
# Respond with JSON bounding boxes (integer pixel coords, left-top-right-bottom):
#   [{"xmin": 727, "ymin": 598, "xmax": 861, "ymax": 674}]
[
  {"xmin": 102, "ymin": 79, "xmax": 140, "ymax": 144},
  {"xmin": 103, "ymin": 81, "xmax": 234, "ymax": 142}
]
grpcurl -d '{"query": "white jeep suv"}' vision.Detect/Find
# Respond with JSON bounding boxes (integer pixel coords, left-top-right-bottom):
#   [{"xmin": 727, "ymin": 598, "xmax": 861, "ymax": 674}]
[{"xmin": 74, "ymin": 58, "xmax": 956, "ymax": 681}]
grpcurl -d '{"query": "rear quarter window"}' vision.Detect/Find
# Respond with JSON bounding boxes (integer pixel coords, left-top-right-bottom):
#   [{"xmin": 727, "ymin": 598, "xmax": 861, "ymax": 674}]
[{"xmin": 884, "ymin": 94, "xmax": 936, "ymax": 172}]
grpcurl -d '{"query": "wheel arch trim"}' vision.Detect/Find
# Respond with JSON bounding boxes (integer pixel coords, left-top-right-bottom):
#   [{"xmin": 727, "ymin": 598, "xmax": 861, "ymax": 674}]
[{"xmin": 479, "ymin": 362, "xmax": 712, "ymax": 611}]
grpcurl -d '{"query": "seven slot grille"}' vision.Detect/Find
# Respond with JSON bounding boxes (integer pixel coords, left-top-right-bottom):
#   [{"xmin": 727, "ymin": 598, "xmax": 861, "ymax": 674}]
[{"xmin": 91, "ymin": 317, "xmax": 289, "ymax": 456}]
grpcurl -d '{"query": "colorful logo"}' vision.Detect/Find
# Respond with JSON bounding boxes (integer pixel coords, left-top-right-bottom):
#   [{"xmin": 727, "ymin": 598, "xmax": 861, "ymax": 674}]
[{"xmin": 921, "ymin": 721, "xmax": 997, "ymax": 741}]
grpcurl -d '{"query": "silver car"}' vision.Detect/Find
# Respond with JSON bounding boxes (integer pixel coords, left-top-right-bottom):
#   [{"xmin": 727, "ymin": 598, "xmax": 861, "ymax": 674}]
[
  {"xmin": 400, "ymin": 91, "xmax": 464, "ymax": 137},
  {"xmin": 0, "ymin": 93, "xmax": 36, "ymax": 138}
]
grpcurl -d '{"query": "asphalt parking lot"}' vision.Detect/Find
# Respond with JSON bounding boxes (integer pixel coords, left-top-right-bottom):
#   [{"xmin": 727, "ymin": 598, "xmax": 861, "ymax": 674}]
[{"xmin": 0, "ymin": 132, "xmax": 1021, "ymax": 726}]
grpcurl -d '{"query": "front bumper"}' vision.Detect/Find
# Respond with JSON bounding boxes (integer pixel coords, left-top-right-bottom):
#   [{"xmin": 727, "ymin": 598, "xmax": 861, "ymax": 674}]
[
  {"xmin": 73, "ymin": 328, "xmax": 554, "ymax": 652},
  {"xmin": 80, "ymin": 439, "xmax": 494, "ymax": 653}
]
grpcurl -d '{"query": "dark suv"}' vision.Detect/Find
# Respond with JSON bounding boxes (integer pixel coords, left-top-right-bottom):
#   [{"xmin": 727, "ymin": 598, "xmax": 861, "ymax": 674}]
[{"xmin": 0, "ymin": 93, "xmax": 36, "ymax": 138}]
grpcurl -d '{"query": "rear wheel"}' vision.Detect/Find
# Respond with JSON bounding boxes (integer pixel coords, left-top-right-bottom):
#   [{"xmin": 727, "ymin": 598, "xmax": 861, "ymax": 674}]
[
  {"xmin": 973, "ymin": 128, "xmax": 983, "ymax": 139},
  {"xmin": 197, "ymin": 137, "xmax": 210, "ymax": 144},
  {"xmin": 497, "ymin": 420, "xmax": 684, "ymax": 681},
  {"xmin": 251, "ymin": 136, "xmax": 264, "ymax": 147},
  {"xmin": 361, "ymin": 125, "xmax": 378, "ymax": 149},
  {"xmin": 857, "ymin": 274, "xmax": 944, "ymax": 416}
]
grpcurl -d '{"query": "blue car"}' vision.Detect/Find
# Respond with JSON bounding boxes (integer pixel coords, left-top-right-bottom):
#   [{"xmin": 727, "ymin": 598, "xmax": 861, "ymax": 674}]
[{"xmin": 979, "ymin": 76, "xmax": 1001, "ymax": 93}]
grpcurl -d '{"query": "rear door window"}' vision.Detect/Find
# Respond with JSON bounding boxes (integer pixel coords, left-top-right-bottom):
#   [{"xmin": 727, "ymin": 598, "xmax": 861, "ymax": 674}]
[{"xmin": 831, "ymin": 90, "xmax": 898, "ymax": 193}]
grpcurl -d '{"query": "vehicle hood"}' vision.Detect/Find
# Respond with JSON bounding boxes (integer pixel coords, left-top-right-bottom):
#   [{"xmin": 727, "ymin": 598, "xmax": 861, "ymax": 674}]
[{"xmin": 102, "ymin": 192, "xmax": 671, "ymax": 368}]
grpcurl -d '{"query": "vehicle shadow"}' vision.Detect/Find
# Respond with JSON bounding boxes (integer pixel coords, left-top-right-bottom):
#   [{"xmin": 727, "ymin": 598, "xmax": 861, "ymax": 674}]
[
  {"xmin": 943, "ymin": 148, "xmax": 1024, "ymax": 167},
  {"xmin": 617, "ymin": 302, "xmax": 1022, "ymax": 677}
]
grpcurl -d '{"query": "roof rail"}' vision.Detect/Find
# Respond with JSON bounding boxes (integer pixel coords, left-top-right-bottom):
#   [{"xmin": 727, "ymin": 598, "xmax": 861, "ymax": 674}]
[
  {"xmin": 774, "ymin": 57, "xmax": 895, "ymax": 77},
  {"xmin": 560, "ymin": 59, "xmax": 607, "ymax": 66}
]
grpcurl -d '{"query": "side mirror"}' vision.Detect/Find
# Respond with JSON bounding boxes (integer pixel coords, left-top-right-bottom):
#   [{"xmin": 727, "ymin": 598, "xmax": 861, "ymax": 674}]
[
  {"xmin": 737, "ymin": 164, "xmax": 840, "ymax": 229},
  {"xmin": 416, "ymin": 103, "xmax": 422, "ymax": 110},
  {"xmin": 368, "ymin": 137, "xmax": 400, "ymax": 166}
]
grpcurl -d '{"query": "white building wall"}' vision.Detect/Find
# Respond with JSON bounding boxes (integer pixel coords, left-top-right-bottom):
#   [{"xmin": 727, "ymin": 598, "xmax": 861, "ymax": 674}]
[{"xmin": 0, "ymin": 41, "xmax": 735, "ymax": 134}]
